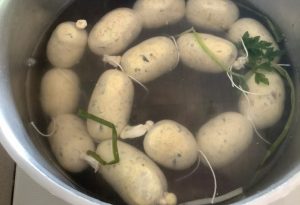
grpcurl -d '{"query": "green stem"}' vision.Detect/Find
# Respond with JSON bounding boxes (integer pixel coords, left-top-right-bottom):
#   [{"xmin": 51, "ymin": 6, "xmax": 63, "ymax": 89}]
[
  {"xmin": 260, "ymin": 65, "xmax": 296, "ymax": 166},
  {"xmin": 230, "ymin": 71, "xmax": 245, "ymax": 79},
  {"xmin": 86, "ymin": 150, "xmax": 108, "ymax": 165},
  {"xmin": 176, "ymin": 27, "xmax": 196, "ymax": 38},
  {"xmin": 78, "ymin": 109, "xmax": 120, "ymax": 165},
  {"xmin": 192, "ymin": 30, "xmax": 249, "ymax": 90},
  {"xmin": 192, "ymin": 31, "xmax": 228, "ymax": 72},
  {"xmin": 248, "ymin": 65, "xmax": 295, "ymax": 189}
]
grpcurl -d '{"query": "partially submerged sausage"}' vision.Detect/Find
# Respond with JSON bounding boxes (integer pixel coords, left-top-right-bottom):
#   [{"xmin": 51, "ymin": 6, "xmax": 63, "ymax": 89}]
[
  {"xmin": 186, "ymin": 0, "xmax": 239, "ymax": 32},
  {"xmin": 95, "ymin": 140, "xmax": 177, "ymax": 205},
  {"xmin": 87, "ymin": 69, "xmax": 134, "ymax": 142},
  {"xmin": 196, "ymin": 112, "xmax": 253, "ymax": 168},
  {"xmin": 133, "ymin": 0, "xmax": 185, "ymax": 29},
  {"xmin": 144, "ymin": 120, "xmax": 198, "ymax": 170},
  {"xmin": 40, "ymin": 68, "xmax": 80, "ymax": 117},
  {"xmin": 47, "ymin": 20, "xmax": 88, "ymax": 68},
  {"xmin": 48, "ymin": 114, "xmax": 95, "ymax": 173},
  {"xmin": 227, "ymin": 18, "xmax": 279, "ymax": 50},
  {"xmin": 121, "ymin": 36, "xmax": 178, "ymax": 83},
  {"xmin": 177, "ymin": 32, "xmax": 237, "ymax": 73},
  {"xmin": 239, "ymin": 71, "xmax": 285, "ymax": 129},
  {"xmin": 88, "ymin": 8, "xmax": 142, "ymax": 56}
]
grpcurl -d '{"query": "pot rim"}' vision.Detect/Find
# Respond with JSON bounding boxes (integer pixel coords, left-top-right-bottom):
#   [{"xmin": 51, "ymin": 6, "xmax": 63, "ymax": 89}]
[{"xmin": 0, "ymin": 0, "xmax": 298, "ymax": 204}]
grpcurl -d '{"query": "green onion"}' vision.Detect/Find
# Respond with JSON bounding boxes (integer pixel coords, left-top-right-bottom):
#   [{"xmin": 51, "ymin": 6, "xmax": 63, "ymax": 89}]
[
  {"xmin": 192, "ymin": 30, "xmax": 228, "ymax": 71},
  {"xmin": 192, "ymin": 29, "xmax": 247, "ymax": 88},
  {"xmin": 86, "ymin": 150, "xmax": 108, "ymax": 165},
  {"xmin": 260, "ymin": 64, "xmax": 296, "ymax": 166},
  {"xmin": 78, "ymin": 109, "xmax": 120, "ymax": 165},
  {"xmin": 248, "ymin": 65, "xmax": 295, "ymax": 188}
]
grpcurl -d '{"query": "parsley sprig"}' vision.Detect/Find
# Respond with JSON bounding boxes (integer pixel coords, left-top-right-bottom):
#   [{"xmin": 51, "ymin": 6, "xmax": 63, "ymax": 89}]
[
  {"xmin": 192, "ymin": 29, "xmax": 295, "ymax": 170},
  {"xmin": 241, "ymin": 31, "xmax": 283, "ymax": 85},
  {"xmin": 240, "ymin": 32, "xmax": 296, "ymax": 169}
]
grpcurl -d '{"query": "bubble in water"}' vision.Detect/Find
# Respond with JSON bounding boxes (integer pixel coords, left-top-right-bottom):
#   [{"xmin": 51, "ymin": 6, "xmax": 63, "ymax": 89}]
[{"xmin": 26, "ymin": 57, "xmax": 37, "ymax": 67}]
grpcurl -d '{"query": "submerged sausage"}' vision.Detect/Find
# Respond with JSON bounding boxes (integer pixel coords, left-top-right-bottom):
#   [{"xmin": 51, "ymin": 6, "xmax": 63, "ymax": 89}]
[
  {"xmin": 87, "ymin": 69, "xmax": 134, "ymax": 142},
  {"xmin": 133, "ymin": 0, "xmax": 185, "ymax": 29},
  {"xmin": 121, "ymin": 36, "xmax": 178, "ymax": 83},
  {"xmin": 48, "ymin": 114, "xmax": 95, "ymax": 173},
  {"xmin": 177, "ymin": 33, "xmax": 237, "ymax": 73},
  {"xmin": 96, "ymin": 140, "xmax": 177, "ymax": 205},
  {"xmin": 186, "ymin": 0, "xmax": 239, "ymax": 32},
  {"xmin": 227, "ymin": 18, "xmax": 279, "ymax": 50},
  {"xmin": 40, "ymin": 68, "xmax": 80, "ymax": 117},
  {"xmin": 47, "ymin": 20, "xmax": 88, "ymax": 68},
  {"xmin": 196, "ymin": 112, "xmax": 253, "ymax": 168},
  {"xmin": 239, "ymin": 71, "xmax": 285, "ymax": 129},
  {"xmin": 144, "ymin": 120, "xmax": 198, "ymax": 170},
  {"xmin": 88, "ymin": 8, "xmax": 142, "ymax": 56}
]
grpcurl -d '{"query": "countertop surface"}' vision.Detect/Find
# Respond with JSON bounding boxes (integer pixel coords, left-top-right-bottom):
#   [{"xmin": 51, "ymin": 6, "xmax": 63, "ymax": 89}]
[
  {"xmin": 12, "ymin": 167, "xmax": 300, "ymax": 205},
  {"xmin": 0, "ymin": 146, "xmax": 14, "ymax": 205}
]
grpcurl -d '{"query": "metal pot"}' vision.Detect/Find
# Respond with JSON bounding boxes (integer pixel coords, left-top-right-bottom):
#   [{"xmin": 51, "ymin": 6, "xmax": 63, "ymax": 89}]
[{"xmin": 0, "ymin": 0, "xmax": 299, "ymax": 204}]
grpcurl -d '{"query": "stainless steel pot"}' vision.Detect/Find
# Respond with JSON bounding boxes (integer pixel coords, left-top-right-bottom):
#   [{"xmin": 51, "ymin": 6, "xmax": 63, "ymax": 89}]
[{"xmin": 0, "ymin": 0, "xmax": 300, "ymax": 204}]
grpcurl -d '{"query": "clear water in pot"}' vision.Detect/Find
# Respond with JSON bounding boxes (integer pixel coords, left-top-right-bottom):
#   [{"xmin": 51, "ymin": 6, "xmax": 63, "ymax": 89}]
[{"xmin": 26, "ymin": 0, "xmax": 294, "ymax": 204}]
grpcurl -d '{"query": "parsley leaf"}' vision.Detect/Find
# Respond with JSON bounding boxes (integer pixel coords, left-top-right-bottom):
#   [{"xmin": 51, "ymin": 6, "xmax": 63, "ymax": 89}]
[
  {"xmin": 241, "ymin": 31, "xmax": 283, "ymax": 84},
  {"xmin": 255, "ymin": 72, "xmax": 269, "ymax": 85}
]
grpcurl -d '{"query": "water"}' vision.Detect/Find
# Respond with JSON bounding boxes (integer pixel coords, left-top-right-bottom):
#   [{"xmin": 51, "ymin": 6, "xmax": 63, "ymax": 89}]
[{"xmin": 26, "ymin": 0, "xmax": 293, "ymax": 204}]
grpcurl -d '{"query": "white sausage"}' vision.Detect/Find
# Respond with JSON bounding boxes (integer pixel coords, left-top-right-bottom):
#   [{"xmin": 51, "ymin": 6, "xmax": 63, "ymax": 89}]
[
  {"xmin": 121, "ymin": 36, "xmax": 178, "ymax": 83},
  {"xmin": 133, "ymin": 0, "xmax": 185, "ymax": 29},
  {"xmin": 47, "ymin": 20, "xmax": 88, "ymax": 68},
  {"xmin": 196, "ymin": 112, "xmax": 253, "ymax": 168},
  {"xmin": 144, "ymin": 120, "xmax": 198, "ymax": 170},
  {"xmin": 87, "ymin": 69, "xmax": 134, "ymax": 142},
  {"xmin": 48, "ymin": 114, "xmax": 95, "ymax": 173},
  {"xmin": 177, "ymin": 32, "xmax": 237, "ymax": 73},
  {"xmin": 95, "ymin": 140, "xmax": 177, "ymax": 205},
  {"xmin": 40, "ymin": 68, "xmax": 80, "ymax": 117},
  {"xmin": 186, "ymin": 0, "xmax": 239, "ymax": 32},
  {"xmin": 239, "ymin": 71, "xmax": 285, "ymax": 129},
  {"xmin": 227, "ymin": 18, "xmax": 279, "ymax": 50},
  {"xmin": 88, "ymin": 8, "xmax": 142, "ymax": 56}
]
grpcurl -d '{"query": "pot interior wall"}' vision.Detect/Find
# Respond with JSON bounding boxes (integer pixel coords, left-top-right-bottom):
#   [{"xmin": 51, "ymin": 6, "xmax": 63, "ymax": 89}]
[
  {"xmin": 238, "ymin": 0, "xmax": 300, "ymax": 203},
  {"xmin": 4, "ymin": 0, "xmax": 81, "ymax": 189},
  {"xmin": 3, "ymin": 0, "xmax": 300, "ymax": 204}
]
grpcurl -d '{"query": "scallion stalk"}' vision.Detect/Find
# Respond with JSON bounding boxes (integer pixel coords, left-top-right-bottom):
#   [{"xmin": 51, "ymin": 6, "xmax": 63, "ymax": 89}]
[
  {"xmin": 78, "ymin": 109, "xmax": 120, "ymax": 165},
  {"xmin": 260, "ymin": 64, "xmax": 296, "ymax": 166}
]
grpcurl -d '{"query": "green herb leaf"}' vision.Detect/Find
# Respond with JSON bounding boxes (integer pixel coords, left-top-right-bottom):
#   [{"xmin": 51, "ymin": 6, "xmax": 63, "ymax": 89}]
[
  {"xmin": 78, "ymin": 109, "xmax": 120, "ymax": 165},
  {"xmin": 255, "ymin": 62, "xmax": 273, "ymax": 72},
  {"xmin": 242, "ymin": 31, "xmax": 282, "ymax": 84},
  {"xmin": 254, "ymin": 72, "xmax": 269, "ymax": 85},
  {"xmin": 242, "ymin": 33, "xmax": 295, "ymax": 167},
  {"xmin": 242, "ymin": 32, "xmax": 282, "ymax": 66}
]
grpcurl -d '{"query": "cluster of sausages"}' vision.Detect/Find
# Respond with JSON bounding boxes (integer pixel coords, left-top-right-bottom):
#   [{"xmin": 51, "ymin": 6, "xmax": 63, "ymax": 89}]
[{"xmin": 39, "ymin": 1, "xmax": 286, "ymax": 205}]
